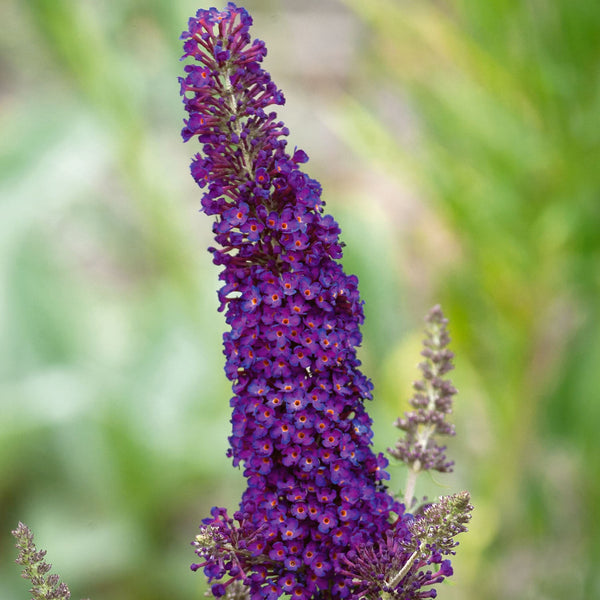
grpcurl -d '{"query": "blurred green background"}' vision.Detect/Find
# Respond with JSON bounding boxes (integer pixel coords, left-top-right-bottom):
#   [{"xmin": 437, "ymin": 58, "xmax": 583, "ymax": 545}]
[{"xmin": 1, "ymin": 1, "xmax": 599, "ymax": 599}]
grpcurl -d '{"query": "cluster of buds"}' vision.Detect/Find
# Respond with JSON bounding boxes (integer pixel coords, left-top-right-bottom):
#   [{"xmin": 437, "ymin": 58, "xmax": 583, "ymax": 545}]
[
  {"xmin": 405, "ymin": 492, "xmax": 473, "ymax": 561},
  {"xmin": 388, "ymin": 305, "xmax": 457, "ymax": 508},
  {"xmin": 340, "ymin": 492, "xmax": 472, "ymax": 600},
  {"xmin": 11, "ymin": 522, "xmax": 89, "ymax": 600}
]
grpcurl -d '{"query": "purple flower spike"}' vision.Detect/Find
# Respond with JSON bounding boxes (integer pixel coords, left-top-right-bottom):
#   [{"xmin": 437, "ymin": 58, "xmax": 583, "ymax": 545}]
[
  {"xmin": 180, "ymin": 6, "xmax": 468, "ymax": 600},
  {"xmin": 180, "ymin": 3, "xmax": 400, "ymax": 597}
]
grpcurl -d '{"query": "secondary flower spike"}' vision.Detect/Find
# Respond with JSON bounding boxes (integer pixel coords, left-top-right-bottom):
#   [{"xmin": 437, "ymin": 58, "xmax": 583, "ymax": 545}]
[
  {"xmin": 180, "ymin": 5, "xmax": 461, "ymax": 600},
  {"xmin": 389, "ymin": 305, "xmax": 457, "ymax": 471}
]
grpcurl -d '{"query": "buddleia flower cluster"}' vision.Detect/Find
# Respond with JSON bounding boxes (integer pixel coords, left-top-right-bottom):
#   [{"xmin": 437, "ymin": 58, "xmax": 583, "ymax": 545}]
[{"xmin": 179, "ymin": 4, "xmax": 472, "ymax": 600}]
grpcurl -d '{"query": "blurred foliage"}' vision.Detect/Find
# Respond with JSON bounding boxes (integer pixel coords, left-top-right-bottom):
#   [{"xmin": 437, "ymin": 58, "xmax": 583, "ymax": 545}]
[{"xmin": 1, "ymin": 1, "xmax": 599, "ymax": 600}]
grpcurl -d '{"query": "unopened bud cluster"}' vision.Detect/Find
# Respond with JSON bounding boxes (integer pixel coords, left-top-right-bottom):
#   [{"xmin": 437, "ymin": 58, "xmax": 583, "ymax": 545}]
[
  {"xmin": 405, "ymin": 492, "xmax": 473, "ymax": 560},
  {"xmin": 11, "ymin": 522, "xmax": 89, "ymax": 600},
  {"xmin": 389, "ymin": 305, "xmax": 457, "ymax": 474}
]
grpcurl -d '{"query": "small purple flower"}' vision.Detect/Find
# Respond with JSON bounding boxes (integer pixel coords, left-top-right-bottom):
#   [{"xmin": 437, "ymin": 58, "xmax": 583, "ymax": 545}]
[
  {"xmin": 278, "ymin": 573, "xmax": 297, "ymax": 593},
  {"xmin": 211, "ymin": 583, "xmax": 227, "ymax": 597},
  {"xmin": 311, "ymin": 555, "xmax": 332, "ymax": 577}
]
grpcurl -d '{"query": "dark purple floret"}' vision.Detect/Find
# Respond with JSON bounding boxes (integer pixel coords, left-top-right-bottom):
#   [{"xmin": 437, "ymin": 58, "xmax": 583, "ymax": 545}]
[{"xmin": 181, "ymin": 4, "xmax": 458, "ymax": 600}]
